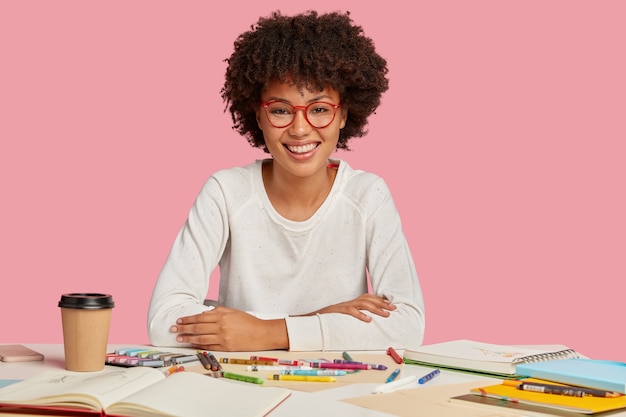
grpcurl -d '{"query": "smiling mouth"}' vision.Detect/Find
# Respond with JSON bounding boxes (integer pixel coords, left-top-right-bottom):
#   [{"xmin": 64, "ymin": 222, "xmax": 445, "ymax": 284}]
[{"xmin": 286, "ymin": 143, "xmax": 319, "ymax": 154}]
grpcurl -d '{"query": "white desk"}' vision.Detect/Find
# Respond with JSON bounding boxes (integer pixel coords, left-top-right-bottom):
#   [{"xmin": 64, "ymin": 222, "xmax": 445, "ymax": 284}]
[{"xmin": 0, "ymin": 344, "xmax": 497, "ymax": 417}]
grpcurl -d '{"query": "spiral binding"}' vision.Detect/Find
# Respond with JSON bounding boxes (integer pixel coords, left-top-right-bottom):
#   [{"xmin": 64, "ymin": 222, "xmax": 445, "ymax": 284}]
[{"xmin": 511, "ymin": 348, "xmax": 580, "ymax": 364}]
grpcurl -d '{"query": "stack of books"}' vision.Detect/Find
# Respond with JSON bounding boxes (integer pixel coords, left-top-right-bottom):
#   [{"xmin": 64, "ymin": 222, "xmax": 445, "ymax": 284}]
[{"xmin": 450, "ymin": 359, "xmax": 626, "ymax": 415}]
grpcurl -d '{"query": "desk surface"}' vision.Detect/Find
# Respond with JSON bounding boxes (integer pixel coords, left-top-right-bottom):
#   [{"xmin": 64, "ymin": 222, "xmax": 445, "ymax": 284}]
[{"xmin": 0, "ymin": 344, "xmax": 502, "ymax": 417}]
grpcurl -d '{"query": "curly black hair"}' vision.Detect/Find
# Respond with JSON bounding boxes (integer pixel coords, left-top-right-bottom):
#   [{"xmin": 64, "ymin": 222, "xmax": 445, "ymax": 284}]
[{"xmin": 221, "ymin": 10, "xmax": 389, "ymax": 152}]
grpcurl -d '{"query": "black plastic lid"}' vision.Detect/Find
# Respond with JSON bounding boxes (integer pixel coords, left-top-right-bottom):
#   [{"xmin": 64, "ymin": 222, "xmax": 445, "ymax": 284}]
[{"xmin": 58, "ymin": 293, "xmax": 115, "ymax": 309}]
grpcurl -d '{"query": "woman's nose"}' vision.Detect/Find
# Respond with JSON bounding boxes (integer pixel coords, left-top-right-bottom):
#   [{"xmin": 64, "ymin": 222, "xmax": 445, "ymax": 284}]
[{"xmin": 288, "ymin": 109, "xmax": 312, "ymax": 136}]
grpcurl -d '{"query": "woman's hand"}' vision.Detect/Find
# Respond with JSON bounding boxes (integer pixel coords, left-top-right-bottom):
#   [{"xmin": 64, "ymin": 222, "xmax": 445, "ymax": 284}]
[
  {"xmin": 170, "ymin": 307, "xmax": 289, "ymax": 351},
  {"xmin": 301, "ymin": 294, "xmax": 396, "ymax": 322}
]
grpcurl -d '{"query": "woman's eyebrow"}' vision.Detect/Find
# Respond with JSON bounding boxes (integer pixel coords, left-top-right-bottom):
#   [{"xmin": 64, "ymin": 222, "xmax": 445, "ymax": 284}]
[{"xmin": 263, "ymin": 94, "xmax": 334, "ymax": 104}]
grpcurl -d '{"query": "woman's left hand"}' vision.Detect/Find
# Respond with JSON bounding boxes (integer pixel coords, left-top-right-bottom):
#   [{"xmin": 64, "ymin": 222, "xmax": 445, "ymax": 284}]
[{"xmin": 300, "ymin": 293, "xmax": 396, "ymax": 322}]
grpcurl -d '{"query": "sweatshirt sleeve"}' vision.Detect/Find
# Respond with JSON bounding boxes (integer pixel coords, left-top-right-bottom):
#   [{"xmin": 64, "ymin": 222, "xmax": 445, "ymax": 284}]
[
  {"xmin": 285, "ymin": 177, "xmax": 425, "ymax": 351},
  {"xmin": 147, "ymin": 177, "xmax": 229, "ymax": 347}
]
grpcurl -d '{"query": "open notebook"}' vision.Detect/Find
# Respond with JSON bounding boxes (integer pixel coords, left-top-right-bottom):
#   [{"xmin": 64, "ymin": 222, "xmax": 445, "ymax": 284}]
[
  {"xmin": 0, "ymin": 367, "xmax": 291, "ymax": 417},
  {"xmin": 403, "ymin": 340, "xmax": 582, "ymax": 377}
]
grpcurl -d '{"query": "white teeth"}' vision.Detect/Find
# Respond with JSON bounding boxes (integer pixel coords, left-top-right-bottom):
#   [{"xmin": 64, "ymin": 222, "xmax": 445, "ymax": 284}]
[{"xmin": 287, "ymin": 143, "xmax": 318, "ymax": 154}]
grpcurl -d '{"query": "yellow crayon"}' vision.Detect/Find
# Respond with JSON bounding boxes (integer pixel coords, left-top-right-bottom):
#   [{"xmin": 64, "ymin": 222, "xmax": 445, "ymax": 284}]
[{"xmin": 270, "ymin": 374, "xmax": 336, "ymax": 382}]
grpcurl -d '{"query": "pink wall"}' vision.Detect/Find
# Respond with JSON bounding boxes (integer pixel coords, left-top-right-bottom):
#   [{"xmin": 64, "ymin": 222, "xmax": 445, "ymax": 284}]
[{"xmin": 1, "ymin": 1, "xmax": 624, "ymax": 360}]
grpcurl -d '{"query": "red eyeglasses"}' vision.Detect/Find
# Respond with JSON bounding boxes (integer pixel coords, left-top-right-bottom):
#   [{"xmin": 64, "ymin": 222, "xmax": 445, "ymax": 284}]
[{"xmin": 261, "ymin": 101, "xmax": 342, "ymax": 128}]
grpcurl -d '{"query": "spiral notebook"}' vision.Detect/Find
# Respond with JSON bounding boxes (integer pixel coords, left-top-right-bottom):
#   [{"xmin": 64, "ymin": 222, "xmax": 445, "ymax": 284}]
[{"xmin": 403, "ymin": 340, "xmax": 582, "ymax": 377}]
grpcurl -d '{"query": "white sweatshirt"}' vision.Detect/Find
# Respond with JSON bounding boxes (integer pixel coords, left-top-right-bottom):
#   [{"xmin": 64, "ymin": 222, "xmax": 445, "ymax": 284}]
[{"xmin": 147, "ymin": 159, "xmax": 425, "ymax": 351}]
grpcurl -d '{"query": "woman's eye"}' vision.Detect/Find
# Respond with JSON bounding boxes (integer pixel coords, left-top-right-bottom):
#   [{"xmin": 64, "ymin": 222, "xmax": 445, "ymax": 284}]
[{"xmin": 270, "ymin": 108, "xmax": 290, "ymax": 115}]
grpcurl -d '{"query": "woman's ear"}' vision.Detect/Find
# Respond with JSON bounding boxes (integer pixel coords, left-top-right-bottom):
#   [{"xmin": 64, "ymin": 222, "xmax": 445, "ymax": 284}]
[
  {"xmin": 339, "ymin": 108, "xmax": 348, "ymax": 129},
  {"xmin": 256, "ymin": 109, "xmax": 263, "ymax": 129}
]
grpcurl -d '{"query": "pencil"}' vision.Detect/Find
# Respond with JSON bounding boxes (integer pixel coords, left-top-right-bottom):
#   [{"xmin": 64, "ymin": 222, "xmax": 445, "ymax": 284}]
[
  {"xmin": 196, "ymin": 351, "xmax": 211, "ymax": 370},
  {"xmin": 503, "ymin": 380, "xmax": 623, "ymax": 398},
  {"xmin": 207, "ymin": 352, "xmax": 222, "ymax": 371}
]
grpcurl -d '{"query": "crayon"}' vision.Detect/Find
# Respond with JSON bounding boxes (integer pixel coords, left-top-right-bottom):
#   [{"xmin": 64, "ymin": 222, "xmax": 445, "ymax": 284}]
[
  {"xmin": 270, "ymin": 374, "xmax": 336, "ymax": 382},
  {"xmin": 387, "ymin": 347, "xmax": 403, "ymax": 364},
  {"xmin": 219, "ymin": 358, "xmax": 276, "ymax": 365},
  {"xmin": 222, "ymin": 372, "xmax": 265, "ymax": 384}
]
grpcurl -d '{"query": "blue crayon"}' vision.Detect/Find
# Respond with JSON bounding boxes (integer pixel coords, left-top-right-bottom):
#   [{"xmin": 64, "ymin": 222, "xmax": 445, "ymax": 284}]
[
  {"xmin": 418, "ymin": 369, "xmax": 440, "ymax": 384},
  {"xmin": 386, "ymin": 368, "xmax": 401, "ymax": 383},
  {"xmin": 281, "ymin": 369, "xmax": 347, "ymax": 376}
]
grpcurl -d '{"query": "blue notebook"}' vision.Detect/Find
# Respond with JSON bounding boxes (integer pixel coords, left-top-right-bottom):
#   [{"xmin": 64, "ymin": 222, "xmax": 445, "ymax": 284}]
[{"xmin": 516, "ymin": 359, "xmax": 626, "ymax": 394}]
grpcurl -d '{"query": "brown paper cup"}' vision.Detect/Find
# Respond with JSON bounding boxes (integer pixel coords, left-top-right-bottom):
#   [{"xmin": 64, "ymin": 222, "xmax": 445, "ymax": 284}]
[{"xmin": 58, "ymin": 293, "xmax": 114, "ymax": 372}]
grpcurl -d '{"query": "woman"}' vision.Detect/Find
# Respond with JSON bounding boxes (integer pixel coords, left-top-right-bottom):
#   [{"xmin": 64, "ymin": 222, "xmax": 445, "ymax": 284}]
[{"xmin": 148, "ymin": 10, "xmax": 425, "ymax": 351}]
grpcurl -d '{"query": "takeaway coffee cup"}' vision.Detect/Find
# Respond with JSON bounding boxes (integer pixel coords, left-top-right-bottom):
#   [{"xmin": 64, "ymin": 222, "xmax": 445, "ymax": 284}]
[{"xmin": 58, "ymin": 293, "xmax": 115, "ymax": 371}]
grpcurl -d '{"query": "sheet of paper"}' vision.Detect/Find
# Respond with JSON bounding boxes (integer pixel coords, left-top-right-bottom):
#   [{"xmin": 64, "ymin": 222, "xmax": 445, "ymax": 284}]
[
  {"xmin": 186, "ymin": 352, "xmax": 399, "ymax": 393},
  {"xmin": 341, "ymin": 380, "xmax": 521, "ymax": 417}
]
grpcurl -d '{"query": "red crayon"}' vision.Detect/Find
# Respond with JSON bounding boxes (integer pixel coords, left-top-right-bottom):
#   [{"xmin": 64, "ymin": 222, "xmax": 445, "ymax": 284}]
[{"xmin": 387, "ymin": 347, "xmax": 403, "ymax": 364}]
